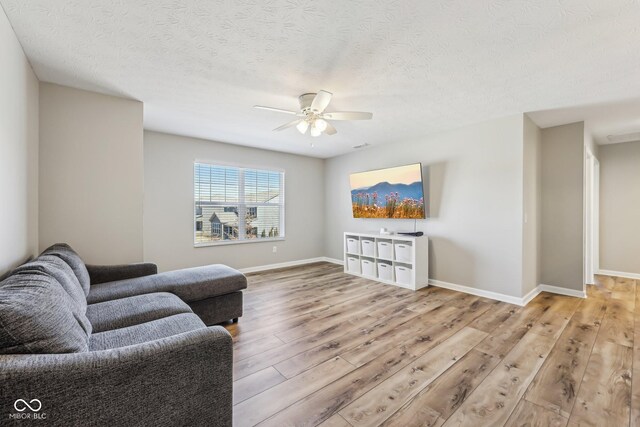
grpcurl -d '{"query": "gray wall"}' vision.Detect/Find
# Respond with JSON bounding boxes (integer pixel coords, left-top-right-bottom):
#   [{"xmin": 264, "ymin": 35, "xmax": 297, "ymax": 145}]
[
  {"xmin": 143, "ymin": 131, "xmax": 325, "ymax": 272},
  {"xmin": 0, "ymin": 7, "xmax": 39, "ymax": 274},
  {"xmin": 39, "ymin": 83, "xmax": 144, "ymax": 264},
  {"xmin": 0, "ymin": 10, "xmax": 593, "ymax": 299},
  {"xmin": 0, "ymin": 7, "xmax": 599, "ymax": 296},
  {"xmin": 522, "ymin": 115, "xmax": 542, "ymax": 295},
  {"xmin": 324, "ymin": 115, "xmax": 525, "ymax": 298},
  {"xmin": 599, "ymin": 141, "xmax": 640, "ymax": 275},
  {"xmin": 540, "ymin": 122, "xmax": 585, "ymax": 290}
]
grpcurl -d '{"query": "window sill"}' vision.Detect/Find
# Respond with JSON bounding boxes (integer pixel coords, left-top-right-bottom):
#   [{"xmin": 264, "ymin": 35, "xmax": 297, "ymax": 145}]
[{"xmin": 194, "ymin": 237, "xmax": 285, "ymax": 248}]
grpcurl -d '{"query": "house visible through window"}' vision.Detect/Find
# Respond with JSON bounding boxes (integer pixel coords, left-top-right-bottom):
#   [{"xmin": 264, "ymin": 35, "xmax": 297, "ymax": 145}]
[{"xmin": 194, "ymin": 162, "xmax": 285, "ymax": 245}]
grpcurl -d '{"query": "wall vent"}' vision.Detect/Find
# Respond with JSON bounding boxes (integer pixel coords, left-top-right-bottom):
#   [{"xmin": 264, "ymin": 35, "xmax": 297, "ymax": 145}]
[
  {"xmin": 607, "ymin": 131, "xmax": 640, "ymax": 144},
  {"xmin": 353, "ymin": 143, "xmax": 370, "ymax": 149}
]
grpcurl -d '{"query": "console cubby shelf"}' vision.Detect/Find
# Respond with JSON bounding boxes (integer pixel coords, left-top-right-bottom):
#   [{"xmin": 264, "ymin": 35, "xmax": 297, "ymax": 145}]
[{"xmin": 343, "ymin": 232, "xmax": 429, "ymax": 291}]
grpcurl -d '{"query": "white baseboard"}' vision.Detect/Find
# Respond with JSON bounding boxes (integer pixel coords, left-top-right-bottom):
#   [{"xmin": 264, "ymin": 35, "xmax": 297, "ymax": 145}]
[
  {"xmin": 239, "ymin": 257, "xmax": 327, "ymax": 274},
  {"xmin": 428, "ymin": 279, "xmax": 585, "ymax": 306},
  {"xmin": 239, "ymin": 256, "xmax": 344, "ymax": 274},
  {"xmin": 428, "ymin": 279, "xmax": 526, "ymax": 306},
  {"xmin": 521, "ymin": 286, "xmax": 542, "ymax": 306},
  {"xmin": 597, "ymin": 269, "xmax": 640, "ymax": 280},
  {"xmin": 241, "ymin": 259, "xmax": 587, "ymax": 305},
  {"xmin": 538, "ymin": 284, "xmax": 586, "ymax": 299},
  {"xmin": 322, "ymin": 257, "xmax": 344, "ymax": 265}
]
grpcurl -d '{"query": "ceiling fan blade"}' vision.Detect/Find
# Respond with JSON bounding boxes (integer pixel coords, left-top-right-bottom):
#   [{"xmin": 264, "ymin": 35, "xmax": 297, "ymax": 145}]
[
  {"xmin": 322, "ymin": 111, "xmax": 373, "ymax": 120},
  {"xmin": 310, "ymin": 90, "xmax": 332, "ymax": 113},
  {"xmin": 273, "ymin": 119, "xmax": 302, "ymax": 131},
  {"xmin": 324, "ymin": 122, "xmax": 337, "ymax": 135},
  {"xmin": 254, "ymin": 105, "xmax": 298, "ymax": 115}
]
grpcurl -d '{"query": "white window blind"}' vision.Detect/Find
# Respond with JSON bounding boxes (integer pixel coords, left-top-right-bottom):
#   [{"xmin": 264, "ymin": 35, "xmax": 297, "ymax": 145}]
[{"xmin": 194, "ymin": 162, "xmax": 284, "ymax": 245}]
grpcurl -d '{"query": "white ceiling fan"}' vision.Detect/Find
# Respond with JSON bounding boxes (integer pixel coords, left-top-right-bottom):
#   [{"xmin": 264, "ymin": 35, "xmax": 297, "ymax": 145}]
[{"xmin": 254, "ymin": 90, "xmax": 372, "ymax": 137}]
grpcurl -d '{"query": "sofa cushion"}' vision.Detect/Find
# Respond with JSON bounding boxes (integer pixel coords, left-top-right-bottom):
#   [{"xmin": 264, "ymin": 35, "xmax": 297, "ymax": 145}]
[
  {"xmin": 87, "ymin": 292, "xmax": 193, "ymax": 333},
  {"xmin": 87, "ymin": 264, "xmax": 247, "ymax": 304},
  {"xmin": 0, "ymin": 269, "xmax": 90, "ymax": 354},
  {"xmin": 89, "ymin": 313, "xmax": 206, "ymax": 351},
  {"xmin": 41, "ymin": 243, "xmax": 91, "ymax": 297},
  {"xmin": 25, "ymin": 255, "xmax": 88, "ymax": 312},
  {"xmin": 10, "ymin": 259, "xmax": 92, "ymax": 336}
]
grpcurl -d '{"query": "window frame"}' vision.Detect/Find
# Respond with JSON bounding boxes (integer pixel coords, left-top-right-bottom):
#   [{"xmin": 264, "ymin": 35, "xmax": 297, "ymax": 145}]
[{"xmin": 193, "ymin": 160, "xmax": 286, "ymax": 247}]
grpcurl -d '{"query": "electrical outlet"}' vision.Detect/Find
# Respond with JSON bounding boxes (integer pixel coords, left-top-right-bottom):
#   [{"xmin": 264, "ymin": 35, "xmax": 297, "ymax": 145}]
[{"xmin": 272, "ymin": 246, "xmax": 277, "ymax": 253}]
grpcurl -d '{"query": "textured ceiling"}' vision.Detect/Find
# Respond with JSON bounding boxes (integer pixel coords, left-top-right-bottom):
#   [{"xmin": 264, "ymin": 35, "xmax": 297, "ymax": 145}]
[{"xmin": 3, "ymin": 1, "xmax": 640, "ymax": 158}]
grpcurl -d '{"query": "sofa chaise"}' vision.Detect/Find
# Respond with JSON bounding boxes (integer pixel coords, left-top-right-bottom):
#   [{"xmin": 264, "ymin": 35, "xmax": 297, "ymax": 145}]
[
  {"xmin": 86, "ymin": 259, "xmax": 246, "ymax": 326},
  {"xmin": 0, "ymin": 243, "xmax": 246, "ymax": 426}
]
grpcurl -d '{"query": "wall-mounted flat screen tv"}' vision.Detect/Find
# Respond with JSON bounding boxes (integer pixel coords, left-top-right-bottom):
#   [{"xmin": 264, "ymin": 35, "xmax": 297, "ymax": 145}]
[{"xmin": 350, "ymin": 163, "xmax": 425, "ymax": 219}]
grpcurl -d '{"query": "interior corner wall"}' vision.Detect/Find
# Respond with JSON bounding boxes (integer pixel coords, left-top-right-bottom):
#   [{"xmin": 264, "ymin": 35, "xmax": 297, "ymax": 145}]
[
  {"xmin": 584, "ymin": 130, "xmax": 599, "ymax": 159},
  {"xmin": 143, "ymin": 131, "xmax": 325, "ymax": 272},
  {"xmin": 324, "ymin": 115, "xmax": 525, "ymax": 298},
  {"xmin": 38, "ymin": 83, "xmax": 144, "ymax": 264},
  {"xmin": 0, "ymin": 7, "xmax": 39, "ymax": 275},
  {"xmin": 522, "ymin": 115, "xmax": 541, "ymax": 296},
  {"xmin": 599, "ymin": 140, "xmax": 640, "ymax": 275},
  {"xmin": 540, "ymin": 121, "xmax": 585, "ymax": 291}
]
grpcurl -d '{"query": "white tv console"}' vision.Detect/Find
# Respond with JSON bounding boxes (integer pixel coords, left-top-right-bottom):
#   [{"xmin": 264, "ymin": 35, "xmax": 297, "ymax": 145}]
[{"xmin": 343, "ymin": 232, "xmax": 429, "ymax": 291}]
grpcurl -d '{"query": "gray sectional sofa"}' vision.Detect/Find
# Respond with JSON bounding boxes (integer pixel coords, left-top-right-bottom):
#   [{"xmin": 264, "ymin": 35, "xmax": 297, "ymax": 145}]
[{"xmin": 0, "ymin": 243, "xmax": 246, "ymax": 426}]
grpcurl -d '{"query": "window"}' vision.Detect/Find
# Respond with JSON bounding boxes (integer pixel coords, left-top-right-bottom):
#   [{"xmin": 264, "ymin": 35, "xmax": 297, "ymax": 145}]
[{"xmin": 194, "ymin": 162, "xmax": 285, "ymax": 245}]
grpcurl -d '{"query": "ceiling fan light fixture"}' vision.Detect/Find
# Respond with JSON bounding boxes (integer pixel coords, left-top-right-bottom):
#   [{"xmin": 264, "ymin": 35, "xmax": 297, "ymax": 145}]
[
  {"xmin": 310, "ymin": 126, "xmax": 322, "ymax": 137},
  {"xmin": 254, "ymin": 90, "xmax": 372, "ymax": 138},
  {"xmin": 314, "ymin": 118, "xmax": 328, "ymax": 132},
  {"xmin": 296, "ymin": 120, "xmax": 309, "ymax": 134}
]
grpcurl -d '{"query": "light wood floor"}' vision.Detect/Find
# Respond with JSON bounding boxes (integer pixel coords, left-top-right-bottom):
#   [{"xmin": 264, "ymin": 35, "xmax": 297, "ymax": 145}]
[{"xmin": 226, "ymin": 262, "xmax": 637, "ymax": 427}]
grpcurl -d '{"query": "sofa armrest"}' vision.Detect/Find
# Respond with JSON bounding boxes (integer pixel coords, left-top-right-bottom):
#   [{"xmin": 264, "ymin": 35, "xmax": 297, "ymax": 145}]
[
  {"xmin": 86, "ymin": 263, "xmax": 158, "ymax": 285},
  {"xmin": 0, "ymin": 327, "xmax": 232, "ymax": 427}
]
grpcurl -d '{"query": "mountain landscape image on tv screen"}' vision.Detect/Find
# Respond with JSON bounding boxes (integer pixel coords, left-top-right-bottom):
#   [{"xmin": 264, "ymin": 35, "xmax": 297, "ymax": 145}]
[{"xmin": 350, "ymin": 163, "xmax": 425, "ymax": 219}]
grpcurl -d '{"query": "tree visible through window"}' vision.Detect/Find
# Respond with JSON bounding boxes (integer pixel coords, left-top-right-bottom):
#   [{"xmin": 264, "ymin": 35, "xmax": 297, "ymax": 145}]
[{"xmin": 194, "ymin": 163, "xmax": 284, "ymax": 245}]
